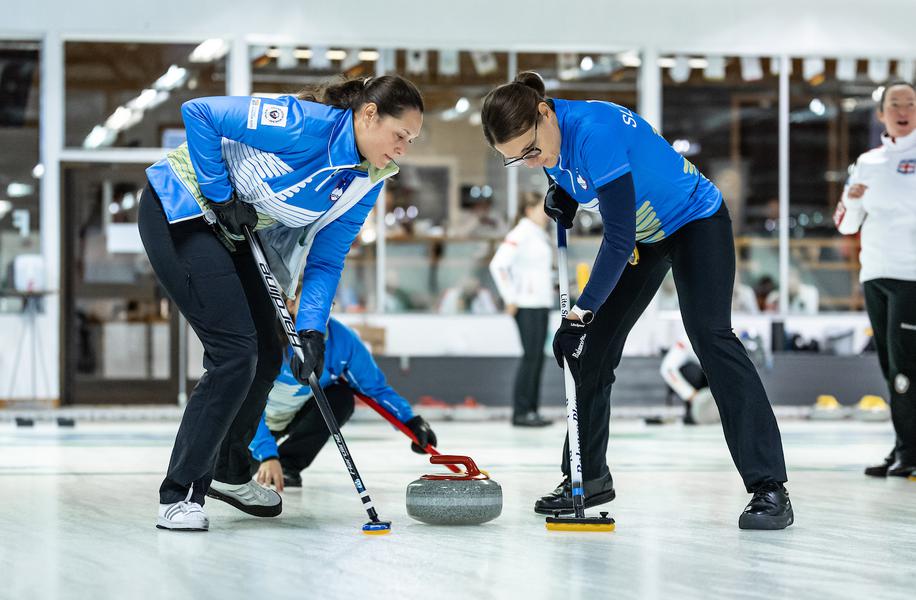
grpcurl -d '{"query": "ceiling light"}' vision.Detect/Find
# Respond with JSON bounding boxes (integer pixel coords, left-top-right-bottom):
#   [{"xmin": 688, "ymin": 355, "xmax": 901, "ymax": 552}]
[
  {"xmin": 809, "ymin": 98, "xmax": 826, "ymax": 116},
  {"xmin": 189, "ymin": 39, "xmax": 229, "ymax": 63},
  {"xmin": 154, "ymin": 65, "xmax": 188, "ymax": 91},
  {"xmin": 83, "ymin": 125, "xmax": 116, "ymax": 149}
]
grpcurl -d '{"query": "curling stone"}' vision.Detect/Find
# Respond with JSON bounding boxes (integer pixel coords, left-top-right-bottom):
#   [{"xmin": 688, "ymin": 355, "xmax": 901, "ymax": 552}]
[
  {"xmin": 406, "ymin": 455, "xmax": 501, "ymax": 525},
  {"xmin": 853, "ymin": 395, "xmax": 890, "ymax": 422},
  {"xmin": 809, "ymin": 395, "xmax": 846, "ymax": 421}
]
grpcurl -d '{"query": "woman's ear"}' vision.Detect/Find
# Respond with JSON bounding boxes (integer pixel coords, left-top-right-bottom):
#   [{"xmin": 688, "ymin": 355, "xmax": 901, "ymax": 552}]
[
  {"xmin": 538, "ymin": 101, "xmax": 551, "ymax": 119},
  {"xmin": 362, "ymin": 102, "xmax": 379, "ymax": 123}
]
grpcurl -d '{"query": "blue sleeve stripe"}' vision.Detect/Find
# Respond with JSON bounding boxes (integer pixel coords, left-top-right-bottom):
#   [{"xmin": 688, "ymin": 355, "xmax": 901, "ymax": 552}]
[{"xmin": 593, "ymin": 163, "xmax": 632, "ymax": 188}]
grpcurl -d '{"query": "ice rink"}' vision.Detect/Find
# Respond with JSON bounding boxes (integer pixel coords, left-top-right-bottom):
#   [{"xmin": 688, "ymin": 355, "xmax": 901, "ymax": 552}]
[{"xmin": 2, "ymin": 417, "xmax": 914, "ymax": 600}]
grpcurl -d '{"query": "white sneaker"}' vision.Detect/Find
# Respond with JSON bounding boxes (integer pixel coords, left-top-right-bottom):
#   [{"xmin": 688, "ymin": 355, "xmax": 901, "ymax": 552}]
[
  {"xmin": 157, "ymin": 488, "xmax": 209, "ymax": 531},
  {"xmin": 207, "ymin": 480, "xmax": 282, "ymax": 517}
]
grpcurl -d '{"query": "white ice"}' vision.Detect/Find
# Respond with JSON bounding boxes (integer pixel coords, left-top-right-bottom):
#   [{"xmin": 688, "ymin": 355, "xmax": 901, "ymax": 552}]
[{"xmin": 1, "ymin": 418, "xmax": 914, "ymax": 600}]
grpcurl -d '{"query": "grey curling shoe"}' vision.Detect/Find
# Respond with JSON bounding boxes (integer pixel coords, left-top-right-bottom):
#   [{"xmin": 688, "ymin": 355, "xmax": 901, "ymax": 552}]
[{"xmin": 207, "ymin": 480, "xmax": 282, "ymax": 517}]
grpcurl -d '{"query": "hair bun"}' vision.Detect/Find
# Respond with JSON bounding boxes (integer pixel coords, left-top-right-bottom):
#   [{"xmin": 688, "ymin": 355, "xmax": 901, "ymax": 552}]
[{"xmin": 514, "ymin": 71, "xmax": 546, "ymax": 97}]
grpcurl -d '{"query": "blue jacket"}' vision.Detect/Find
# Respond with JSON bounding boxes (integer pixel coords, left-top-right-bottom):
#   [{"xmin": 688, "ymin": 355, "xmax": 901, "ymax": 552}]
[
  {"xmin": 544, "ymin": 99, "xmax": 722, "ymax": 244},
  {"xmin": 249, "ymin": 318, "xmax": 414, "ymax": 461},
  {"xmin": 145, "ymin": 96, "xmax": 399, "ymax": 331}
]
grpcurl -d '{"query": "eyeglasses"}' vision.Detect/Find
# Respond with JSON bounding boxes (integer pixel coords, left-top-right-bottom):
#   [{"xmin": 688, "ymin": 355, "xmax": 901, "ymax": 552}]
[{"xmin": 502, "ymin": 117, "xmax": 541, "ymax": 167}]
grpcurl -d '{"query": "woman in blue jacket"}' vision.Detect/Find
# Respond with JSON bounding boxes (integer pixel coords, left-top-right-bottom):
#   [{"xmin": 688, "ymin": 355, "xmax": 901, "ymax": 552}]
[
  {"xmin": 481, "ymin": 72, "xmax": 792, "ymax": 530},
  {"xmin": 139, "ymin": 76, "xmax": 424, "ymax": 531},
  {"xmin": 249, "ymin": 317, "xmax": 436, "ymax": 491}
]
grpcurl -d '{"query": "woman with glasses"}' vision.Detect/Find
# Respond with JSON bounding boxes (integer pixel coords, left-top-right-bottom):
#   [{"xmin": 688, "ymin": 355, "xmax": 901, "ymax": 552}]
[{"xmin": 480, "ymin": 71, "xmax": 793, "ymax": 530}]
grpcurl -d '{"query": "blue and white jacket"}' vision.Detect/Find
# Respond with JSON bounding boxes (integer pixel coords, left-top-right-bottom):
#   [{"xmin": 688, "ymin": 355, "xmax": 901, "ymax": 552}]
[
  {"xmin": 145, "ymin": 96, "xmax": 398, "ymax": 332},
  {"xmin": 249, "ymin": 317, "xmax": 413, "ymax": 461}
]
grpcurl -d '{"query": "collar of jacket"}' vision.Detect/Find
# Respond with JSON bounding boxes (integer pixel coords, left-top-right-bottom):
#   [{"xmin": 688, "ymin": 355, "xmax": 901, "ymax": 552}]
[
  {"xmin": 881, "ymin": 128, "xmax": 916, "ymax": 153},
  {"xmin": 546, "ymin": 98, "xmax": 578, "ymax": 191},
  {"xmin": 329, "ymin": 109, "xmax": 399, "ymax": 183}
]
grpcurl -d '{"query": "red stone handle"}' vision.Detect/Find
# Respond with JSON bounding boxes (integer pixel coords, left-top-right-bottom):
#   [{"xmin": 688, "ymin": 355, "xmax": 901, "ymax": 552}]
[{"xmin": 423, "ymin": 455, "xmax": 488, "ymax": 480}]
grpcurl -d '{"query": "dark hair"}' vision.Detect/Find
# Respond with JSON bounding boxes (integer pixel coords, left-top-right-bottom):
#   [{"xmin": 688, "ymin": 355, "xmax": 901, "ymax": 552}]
[
  {"xmin": 298, "ymin": 75, "xmax": 424, "ymax": 117},
  {"xmin": 879, "ymin": 80, "xmax": 916, "ymax": 110},
  {"xmin": 481, "ymin": 71, "xmax": 547, "ymax": 146},
  {"xmin": 514, "ymin": 191, "xmax": 543, "ymax": 225}
]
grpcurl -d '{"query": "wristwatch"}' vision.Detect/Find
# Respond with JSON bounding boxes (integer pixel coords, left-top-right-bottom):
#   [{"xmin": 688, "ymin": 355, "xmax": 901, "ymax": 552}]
[{"xmin": 570, "ymin": 305, "xmax": 594, "ymax": 324}]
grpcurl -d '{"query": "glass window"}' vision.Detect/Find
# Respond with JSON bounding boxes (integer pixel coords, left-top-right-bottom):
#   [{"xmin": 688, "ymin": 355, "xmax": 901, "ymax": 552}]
[
  {"xmin": 384, "ymin": 50, "xmax": 511, "ymax": 313},
  {"xmin": 0, "ymin": 41, "xmax": 41, "ymax": 313},
  {"xmin": 787, "ymin": 59, "xmax": 886, "ymax": 313},
  {"xmin": 62, "ymin": 163, "xmax": 178, "ymax": 404},
  {"xmin": 65, "ymin": 41, "xmax": 227, "ymax": 149},
  {"xmin": 661, "ymin": 55, "xmax": 780, "ymax": 314}
]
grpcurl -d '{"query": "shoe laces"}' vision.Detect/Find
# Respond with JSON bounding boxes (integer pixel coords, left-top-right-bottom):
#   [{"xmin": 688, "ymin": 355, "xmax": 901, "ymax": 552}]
[
  {"xmin": 175, "ymin": 486, "xmax": 204, "ymax": 515},
  {"xmin": 750, "ymin": 482, "xmax": 785, "ymax": 507}
]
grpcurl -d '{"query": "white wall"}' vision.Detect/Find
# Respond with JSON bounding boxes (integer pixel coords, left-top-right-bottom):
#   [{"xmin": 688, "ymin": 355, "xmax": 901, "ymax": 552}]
[{"xmin": 3, "ymin": 0, "xmax": 912, "ymax": 57}]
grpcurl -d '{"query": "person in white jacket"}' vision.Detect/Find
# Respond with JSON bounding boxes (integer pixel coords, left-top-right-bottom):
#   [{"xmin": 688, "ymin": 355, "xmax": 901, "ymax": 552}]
[
  {"xmin": 490, "ymin": 192, "xmax": 555, "ymax": 427},
  {"xmin": 834, "ymin": 80, "xmax": 916, "ymax": 478}
]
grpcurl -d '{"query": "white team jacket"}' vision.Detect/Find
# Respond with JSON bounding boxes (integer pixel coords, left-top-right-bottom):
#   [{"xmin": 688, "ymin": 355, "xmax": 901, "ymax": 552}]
[
  {"xmin": 488, "ymin": 218, "xmax": 555, "ymax": 309},
  {"xmin": 835, "ymin": 130, "xmax": 916, "ymax": 282}
]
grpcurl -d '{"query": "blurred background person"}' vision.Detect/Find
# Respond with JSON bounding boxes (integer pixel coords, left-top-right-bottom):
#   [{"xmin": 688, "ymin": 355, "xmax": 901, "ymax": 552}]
[
  {"xmin": 490, "ymin": 192, "xmax": 555, "ymax": 427},
  {"xmin": 835, "ymin": 81, "xmax": 916, "ymax": 478}
]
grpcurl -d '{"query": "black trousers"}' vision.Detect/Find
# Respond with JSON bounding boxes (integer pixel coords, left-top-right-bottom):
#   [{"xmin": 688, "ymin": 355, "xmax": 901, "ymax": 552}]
[
  {"xmin": 138, "ymin": 185, "xmax": 283, "ymax": 504},
  {"xmin": 268, "ymin": 382, "xmax": 356, "ymax": 473},
  {"xmin": 513, "ymin": 308, "xmax": 550, "ymax": 416},
  {"xmin": 562, "ymin": 203, "xmax": 787, "ymax": 491},
  {"xmin": 864, "ymin": 278, "xmax": 916, "ymax": 464}
]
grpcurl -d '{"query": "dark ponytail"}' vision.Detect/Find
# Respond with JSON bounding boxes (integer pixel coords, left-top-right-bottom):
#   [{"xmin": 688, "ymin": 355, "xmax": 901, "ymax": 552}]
[
  {"xmin": 481, "ymin": 71, "xmax": 546, "ymax": 146},
  {"xmin": 298, "ymin": 75, "xmax": 424, "ymax": 117}
]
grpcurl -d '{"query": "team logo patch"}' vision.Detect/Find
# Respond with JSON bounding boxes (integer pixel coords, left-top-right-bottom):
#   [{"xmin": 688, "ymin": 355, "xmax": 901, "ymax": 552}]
[
  {"xmin": 261, "ymin": 104, "xmax": 288, "ymax": 127},
  {"xmin": 895, "ymin": 373, "xmax": 910, "ymax": 394},
  {"xmin": 576, "ymin": 173, "xmax": 588, "ymax": 190},
  {"xmin": 897, "ymin": 159, "xmax": 916, "ymax": 174}
]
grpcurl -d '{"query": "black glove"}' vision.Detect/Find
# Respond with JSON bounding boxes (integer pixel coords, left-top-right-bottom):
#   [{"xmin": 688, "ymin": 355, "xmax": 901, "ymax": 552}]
[
  {"xmin": 210, "ymin": 194, "xmax": 257, "ymax": 237},
  {"xmin": 552, "ymin": 318, "xmax": 589, "ymax": 380},
  {"xmin": 290, "ymin": 329, "xmax": 325, "ymax": 385},
  {"xmin": 405, "ymin": 415, "xmax": 437, "ymax": 454},
  {"xmin": 544, "ymin": 182, "xmax": 578, "ymax": 229}
]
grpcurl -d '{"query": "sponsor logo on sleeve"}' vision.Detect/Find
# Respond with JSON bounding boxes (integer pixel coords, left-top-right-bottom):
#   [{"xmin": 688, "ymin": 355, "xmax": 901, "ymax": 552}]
[
  {"xmin": 833, "ymin": 200, "xmax": 846, "ymax": 227},
  {"xmin": 576, "ymin": 172, "xmax": 588, "ymax": 190},
  {"xmin": 261, "ymin": 104, "xmax": 289, "ymax": 127},
  {"xmin": 247, "ymin": 98, "xmax": 262, "ymax": 130}
]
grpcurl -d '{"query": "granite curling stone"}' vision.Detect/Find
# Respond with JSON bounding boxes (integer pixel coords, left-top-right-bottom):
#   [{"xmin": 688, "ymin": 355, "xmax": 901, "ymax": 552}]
[{"xmin": 406, "ymin": 455, "xmax": 502, "ymax": 525}]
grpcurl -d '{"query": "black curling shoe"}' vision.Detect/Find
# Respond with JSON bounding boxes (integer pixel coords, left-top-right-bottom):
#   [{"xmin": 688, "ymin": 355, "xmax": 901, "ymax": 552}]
[
  {"xmin": 886, "ymin": 460, "xmax": 916, "ymax": 478},
  {"xmin": 534, "ymin": 473, "xmax": 615, "ymax": 515},
  {"xmin": 512, "ymin": 412, "xmax": 553, "ymax": 428},
  {"xmin": 864, "ymin": 454, "xmax": 894, "ymax": 477},
  {"xmin": 282, "ymin": 468, "xmax": 302, "ymax": 488},
  {"xmin": 739, "ymin": 482, "xmax": 794, "ymax": 530}
]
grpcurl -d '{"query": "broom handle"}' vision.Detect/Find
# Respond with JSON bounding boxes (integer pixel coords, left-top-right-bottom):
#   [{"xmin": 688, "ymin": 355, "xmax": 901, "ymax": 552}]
[{"xmin": 557, "ymin": 224, "xmax": 587, "ymax": 519}]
